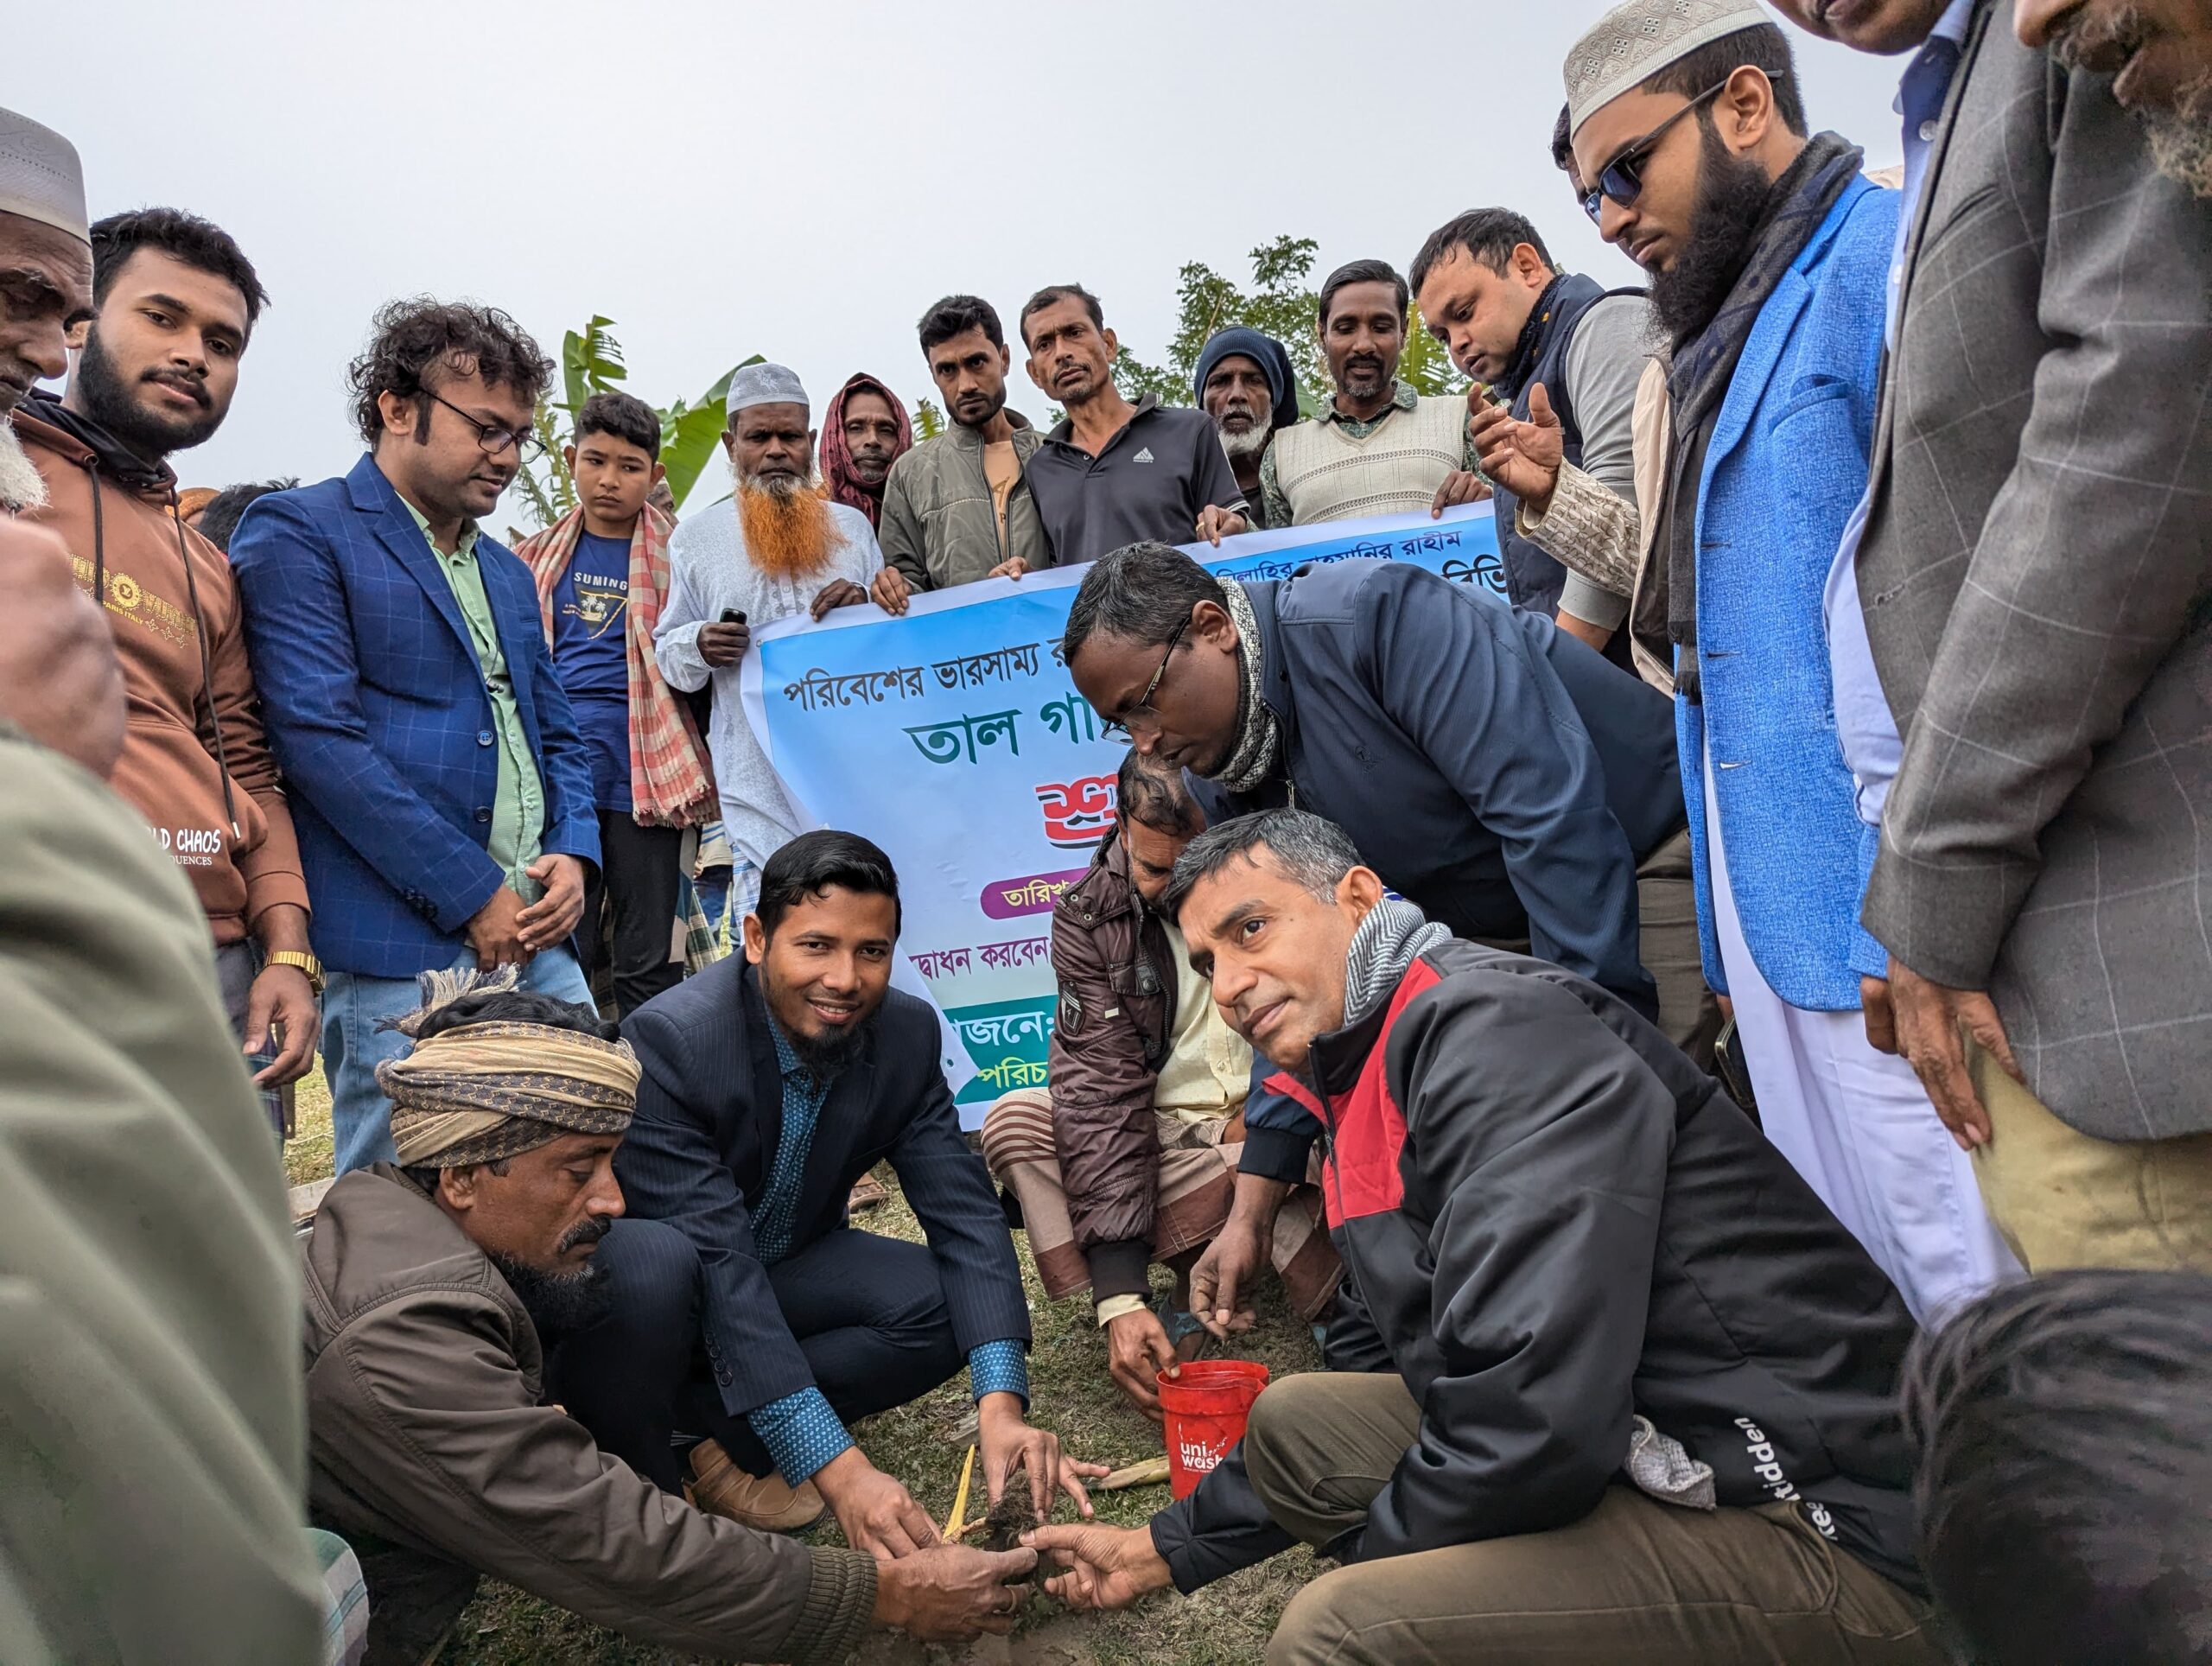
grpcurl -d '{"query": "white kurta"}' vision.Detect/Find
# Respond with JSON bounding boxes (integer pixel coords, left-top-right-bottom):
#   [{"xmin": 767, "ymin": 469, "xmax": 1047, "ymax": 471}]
[
  {"xmin": 1702, "ymin": 760, "xmax": 2015, "ymax": 1325},
  {"xmin": 654, "ymin": 498, "xmax": 883, "ymax": 881}
]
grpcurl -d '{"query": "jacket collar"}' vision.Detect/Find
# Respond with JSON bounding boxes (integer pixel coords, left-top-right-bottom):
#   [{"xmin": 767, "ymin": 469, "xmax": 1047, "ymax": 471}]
[
  {"xmin": 345, "ymin": 452, "xmax": 480, "ymax": 664},
  {"xmin": 1238, "ymin": 576, "xmax": 1301, "ymax": 761}
]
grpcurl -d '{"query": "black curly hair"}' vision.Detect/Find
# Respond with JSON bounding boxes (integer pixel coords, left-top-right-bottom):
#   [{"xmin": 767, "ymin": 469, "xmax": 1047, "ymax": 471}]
[{"xmin": 348, "ymin": 296, "xmax": 552, "ymax": 448}]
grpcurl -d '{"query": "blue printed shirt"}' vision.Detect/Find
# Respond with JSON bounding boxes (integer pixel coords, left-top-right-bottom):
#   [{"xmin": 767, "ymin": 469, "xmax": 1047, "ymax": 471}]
[{"xmin": 746, "ymin": 1015, "xmax": 1030, "ymax": 1485}]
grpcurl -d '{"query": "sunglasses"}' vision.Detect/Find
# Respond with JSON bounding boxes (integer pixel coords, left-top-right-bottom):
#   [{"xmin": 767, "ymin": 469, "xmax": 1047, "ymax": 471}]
[{"xmin": 1580, "ymin": 75, "xmax": 1736, "ymax": 226}]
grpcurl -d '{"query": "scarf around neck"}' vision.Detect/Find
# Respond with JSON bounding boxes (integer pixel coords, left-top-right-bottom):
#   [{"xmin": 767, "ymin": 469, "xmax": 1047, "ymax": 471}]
[
  {"xmin": 1344, "ymin": 896, "xmax": 1451, "ymax": 1025},
  {"xmin": 1654, "ymin": 131, "xmax": 1865, "ymax": 703},
  {"xmin": 1212, "ymin": 577, "xmax": 1283, "ymax": 795}
]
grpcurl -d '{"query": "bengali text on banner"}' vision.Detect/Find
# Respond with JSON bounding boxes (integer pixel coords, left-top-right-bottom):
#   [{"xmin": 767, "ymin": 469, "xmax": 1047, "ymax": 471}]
[{"xmin": 740, "ymin": 504, "xmax": 1503, "ymax": 1124}]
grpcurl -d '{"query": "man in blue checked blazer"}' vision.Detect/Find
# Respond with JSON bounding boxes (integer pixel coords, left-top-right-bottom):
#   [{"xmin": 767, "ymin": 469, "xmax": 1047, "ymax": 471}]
[
  {"xmin": 230, "ymin": 300, "xmax": 600, "ymax": 1174},
  {"xmin": 552, "ymin": 831, "xmax": 1106, "ymax": 1552}
]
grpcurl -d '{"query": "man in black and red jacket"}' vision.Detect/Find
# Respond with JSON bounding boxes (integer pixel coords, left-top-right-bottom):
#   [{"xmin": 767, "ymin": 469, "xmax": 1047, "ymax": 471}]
[{"xmin": 1027, "ymin": 809, "xmax": 1945, "ymax": 1664}]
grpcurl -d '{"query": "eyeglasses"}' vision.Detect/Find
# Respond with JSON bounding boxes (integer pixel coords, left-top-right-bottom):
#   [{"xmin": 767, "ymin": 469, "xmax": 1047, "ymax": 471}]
[
  {"xmin": 1101, "ymin": 616, "xmax": 1191, "ymax": 739},
  {"xmin": 1580, "ymin": 75, "xmax": 1736, "ymax": 226},
  {"xmin": 424, "ymin": 389, "xmax": 547, "ymax": 464}
]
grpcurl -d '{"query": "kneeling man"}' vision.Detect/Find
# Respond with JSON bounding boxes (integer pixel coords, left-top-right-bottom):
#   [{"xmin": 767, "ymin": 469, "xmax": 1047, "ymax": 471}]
[
  {"xmin": 561, "ymin": 830, "xmax": 1103, "ymax": 1555},
  {"xmin": 982, "ymin": 752, "xmax": 1339, "ymax": 1417},
  {"xmin": 303, "ymin": 976, "xmax": 1036, "ymax": 1664},
  {"xmin": 1032, "ymin": 811, "xmax": 1944, "ymax": 1664}
]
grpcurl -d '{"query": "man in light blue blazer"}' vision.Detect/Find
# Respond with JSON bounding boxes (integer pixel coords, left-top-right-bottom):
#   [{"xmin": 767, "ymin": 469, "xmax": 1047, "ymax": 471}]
[
  {"xmin": 1565, "ymin": 0, "xmax": 2010, "ymax": 1321},
  {"xmin": 231, "ymin": 300, "xmax": 601, "ymax": 1173}
]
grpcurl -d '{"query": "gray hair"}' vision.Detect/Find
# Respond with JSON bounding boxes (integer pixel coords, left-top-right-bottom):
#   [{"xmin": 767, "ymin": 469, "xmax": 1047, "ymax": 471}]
[{"xmin": 1161, "ymin": 809, "xmax": 1360, "ymax": 922}]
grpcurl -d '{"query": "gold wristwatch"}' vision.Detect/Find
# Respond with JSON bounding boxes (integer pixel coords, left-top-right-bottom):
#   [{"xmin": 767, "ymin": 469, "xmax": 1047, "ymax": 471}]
[{"xmin": 266, "ymin": 950, "xmax": 325, "ymax": 995}]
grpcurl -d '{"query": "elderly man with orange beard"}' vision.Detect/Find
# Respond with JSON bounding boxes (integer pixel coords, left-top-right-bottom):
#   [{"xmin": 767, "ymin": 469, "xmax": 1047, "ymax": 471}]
[{"xmin": 656, "ymin": 363, "xmax": 885, "ymax": 917}]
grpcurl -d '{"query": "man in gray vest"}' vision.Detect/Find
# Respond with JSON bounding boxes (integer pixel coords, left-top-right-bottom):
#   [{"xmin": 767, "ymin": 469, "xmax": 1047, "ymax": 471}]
[
  {"xmin": 1410, "ymin": 210, "xmax": 1653, "ymax": 653},
  {"xmin": 1259, "ymin": 259, "xmax": 1490, "ymax": 536}
]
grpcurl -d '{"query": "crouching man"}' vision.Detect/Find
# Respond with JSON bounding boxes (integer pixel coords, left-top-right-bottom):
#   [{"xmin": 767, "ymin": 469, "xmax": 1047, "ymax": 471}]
[
  {"xmin": 982, "ymin": 752, "xmax": 1339, "ymax": 1417},
  {"xmin": 302, "ymin": 975, "xmax": 1036, "ymax": 1665},
  {"xmin": 1030, "ymin": 811, "xmax": 1945, "ymax": 1664}
]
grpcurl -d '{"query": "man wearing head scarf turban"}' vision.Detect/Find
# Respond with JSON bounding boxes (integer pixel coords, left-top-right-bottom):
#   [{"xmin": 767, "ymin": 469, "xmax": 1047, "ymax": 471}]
[
  {"xmin": 817, "ymin": 372, "xmax": 912, "ymax": 531},
  {"xmin": 302, "ymin": 970, "xmax": 1037, "ymax": 1662},
  {"xmin": 1191, "ymin": 327, "xmax": 1299, "ymax": 530}
]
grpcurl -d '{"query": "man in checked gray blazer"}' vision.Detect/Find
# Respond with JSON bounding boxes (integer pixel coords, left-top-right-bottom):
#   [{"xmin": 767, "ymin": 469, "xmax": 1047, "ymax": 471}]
[{"xmin": 1855, "ymin": 0, "xmax": 2212, "ymax": 1274}]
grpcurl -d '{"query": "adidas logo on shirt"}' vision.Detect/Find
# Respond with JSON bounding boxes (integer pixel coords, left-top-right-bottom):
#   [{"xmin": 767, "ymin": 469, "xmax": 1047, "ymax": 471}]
[{"xmin": 1133, "ymin": 447, "xmax": 1154, "ymax": 462}]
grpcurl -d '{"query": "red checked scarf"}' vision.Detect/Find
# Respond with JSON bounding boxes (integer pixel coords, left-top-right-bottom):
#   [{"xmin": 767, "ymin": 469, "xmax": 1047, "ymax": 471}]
[{"xmin": 515, "ymin": 504, "xmax": 716, "ymax": 828}]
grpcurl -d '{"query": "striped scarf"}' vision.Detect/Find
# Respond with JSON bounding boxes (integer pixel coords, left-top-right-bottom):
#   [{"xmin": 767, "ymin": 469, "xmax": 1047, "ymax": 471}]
[{"xmin": 515, "ymin": 504, "xmax": 716, "ymax": 828}]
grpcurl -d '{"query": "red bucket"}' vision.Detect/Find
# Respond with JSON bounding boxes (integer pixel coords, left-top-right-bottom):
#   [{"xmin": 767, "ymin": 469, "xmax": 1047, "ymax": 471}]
[{"xmin": 1159, "ymin": 1359, "xmax": 1271, "ymax": 1499}]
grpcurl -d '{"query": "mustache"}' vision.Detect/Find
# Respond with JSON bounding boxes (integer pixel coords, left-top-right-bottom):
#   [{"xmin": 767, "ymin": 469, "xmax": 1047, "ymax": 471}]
[
  {"xmin": 2049, "ymin": 0, "xmax": 2144, "ymax": 69},
  {"xmin": 556, "ymin": 1215, "xmax": 613, "ymax": 1255},
  {"xmin": 143, "ymin": 368, "xmax": 210, "ymax": 409}
]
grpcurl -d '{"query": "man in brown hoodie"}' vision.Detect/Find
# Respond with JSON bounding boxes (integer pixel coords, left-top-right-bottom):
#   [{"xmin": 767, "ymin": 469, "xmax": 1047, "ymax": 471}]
[{"xmin": 15, "ymin": 206, "xmax": 319, "ymax": 1132}]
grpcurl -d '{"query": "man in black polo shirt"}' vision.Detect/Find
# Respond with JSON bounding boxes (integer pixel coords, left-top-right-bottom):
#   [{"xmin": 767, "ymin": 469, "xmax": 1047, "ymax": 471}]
[{"xmin": 1020, "ymin": 284, "xmax": 1249, "ymax": 566}]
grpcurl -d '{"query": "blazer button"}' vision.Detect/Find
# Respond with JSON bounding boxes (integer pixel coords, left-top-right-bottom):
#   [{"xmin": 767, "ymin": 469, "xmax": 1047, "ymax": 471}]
[
  {"xmin": 474, "ymin": 807, "xmax": 492, "ymax": 823},
  {"xmin": 477, "ymin": 729, "xmax": 494, "ymax": 747}
]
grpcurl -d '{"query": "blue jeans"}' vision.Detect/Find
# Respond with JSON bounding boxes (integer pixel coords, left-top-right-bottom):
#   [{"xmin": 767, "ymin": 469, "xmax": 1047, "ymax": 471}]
[{"xmin": 322, "ymin": 944, "xmax": 594, "ymax": 1175}]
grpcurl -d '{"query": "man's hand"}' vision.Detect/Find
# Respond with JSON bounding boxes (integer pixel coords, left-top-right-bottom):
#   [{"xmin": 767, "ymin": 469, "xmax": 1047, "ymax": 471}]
[
  {"xmin": 465, "ymin": 885, "xmax": 531, "ymax": 968},
  {"xmin": 1468, "ymin": 381, "xmax": 1566, "ymax": 515},
  {"xmin": 810, "ymin": 577, "xmax": 870, "ymax": 620},
  {"xmin": 976, "ymin": 1391, "xmax": 1109, "ymax": 1523},
  {"xmin": 870, "ymin": 567, "xmax": 913, "ymax": 615},
  {"xmin": 1886, "ymin": 957, "xmax": 2021, "ymax": 1153},
  {"xmin": 244, "ymin": 963, "xmax": 318, "ymax": 1085},
  {"xmin": 871, "ymin": 1544, "xmax": 1037, "ymax": 1641},
  {"xmin": 697, "ymin": 619, "xmax": 750, "ymax": 667},
  {"xmin": 1104, "ymin": 1307, "xmax": 1181, "ymax": 1421},
  {"xmin": 1429, "ymin": 468, "xmax": 1492, "ymax": 518},
  {"xmin": 814, "ymin": 1448, "xmax": 941, "ymax": 1560},
  {"xmin": 1190, "ymin": 1175, "xmax": 1287, "ymax": 1339},
  {"xmin": 1860, "ymin": 975, "xmax": 1896, "ymax": 1055},
  {"xmin": 1195, "ymin": 506, "xmax": 1248, "ymax": 546},
  {"xmin": 986, "ymin": 555, "xmax": 1031, "ymax": 581},
  {"xmin": 1027, "ymin": 1523, "xmax": 1175, "ymax": 1614},
  {"xmin": 517, "ymin": 854, "xmax": 587, "ymax": 952}
]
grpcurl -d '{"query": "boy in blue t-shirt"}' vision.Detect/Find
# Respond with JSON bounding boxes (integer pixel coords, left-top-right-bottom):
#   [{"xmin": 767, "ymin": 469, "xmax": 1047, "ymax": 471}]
[{"xmin": 516, "ymin": 391, "xmax": 717, "ymax": 1014}]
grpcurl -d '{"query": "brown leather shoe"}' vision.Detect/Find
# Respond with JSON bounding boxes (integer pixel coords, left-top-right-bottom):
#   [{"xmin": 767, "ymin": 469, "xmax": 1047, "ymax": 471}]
[{"xmin": 686, "ymin": 1439, "xmax": 828, "ymax": 1532}]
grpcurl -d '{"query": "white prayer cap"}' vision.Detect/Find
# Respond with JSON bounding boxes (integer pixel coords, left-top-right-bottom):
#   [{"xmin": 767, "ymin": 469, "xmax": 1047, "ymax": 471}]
[
  {"xmin": 0, "ymin": 107, "xmax": 88, "ymax": 244},
  {"xmin": 1565, "ymin": 0, "xmax": 1770, "ymax": 137},
  {"xmin": 725, "ymin": 361, "xmax": 808, "ymax": 420}
]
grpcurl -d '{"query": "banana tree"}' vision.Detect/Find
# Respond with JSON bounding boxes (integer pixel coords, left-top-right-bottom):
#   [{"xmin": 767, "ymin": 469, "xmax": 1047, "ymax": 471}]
[{"xmin": 513, "ymin": 315, "xmax": 758, "ymax": 530}]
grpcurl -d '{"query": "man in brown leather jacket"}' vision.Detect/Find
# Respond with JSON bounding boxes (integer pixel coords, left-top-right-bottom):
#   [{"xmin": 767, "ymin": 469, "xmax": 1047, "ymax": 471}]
[{"xmin": 982, "ymin": 752, "xmax": 1338, "ymax": 1417}]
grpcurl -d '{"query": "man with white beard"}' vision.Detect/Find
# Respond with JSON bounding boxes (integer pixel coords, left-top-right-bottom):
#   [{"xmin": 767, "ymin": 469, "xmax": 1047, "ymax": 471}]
[
  {"xmin": 1192, "ymin": 328, "xmax": 1299, "ymax": 531},
  {"xmin": 0, "ymin": 108, "xmax": 93, "ymax": 513},
  {"xmin": 655, "ymin": 363, "xmax": 885, "ymax": 917}
]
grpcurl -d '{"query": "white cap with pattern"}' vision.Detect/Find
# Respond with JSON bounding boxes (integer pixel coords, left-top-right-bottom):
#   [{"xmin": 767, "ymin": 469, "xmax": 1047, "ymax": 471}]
[
  {"xmin": 724, "ymin": 361, "xmax": 809, "ymax": 420},
  {"xmin": 0, "ymin": 107, "xmax": 88, "ymax": 244},
  {"xmin": 1564, "ymin": 0, "xmax": 1770, "ymax": 137}
]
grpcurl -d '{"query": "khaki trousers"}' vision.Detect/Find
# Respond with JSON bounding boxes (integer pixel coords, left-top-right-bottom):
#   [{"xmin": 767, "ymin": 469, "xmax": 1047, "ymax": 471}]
[
  {"xmin": 1639, "ymin": 823, "xmax": 1724, "ymax": 1070},
  {"xmin": 1240, "ymin": 1373, "xmax": 1942, "ymax": 1666},
  {"xmin": 1967, "ymin": 1037, "xmax": 2212, "ymax": 1273}
]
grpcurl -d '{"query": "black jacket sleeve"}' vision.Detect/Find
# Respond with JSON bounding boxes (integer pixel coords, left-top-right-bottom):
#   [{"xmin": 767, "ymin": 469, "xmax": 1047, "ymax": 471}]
[
  {"xmin": 1351, "ymin": 969, "xmax": 1673, "ymax": 1561},
  {"xmin": 886, "ymin": 1008, "xmax": 1033, "ymax": 1358}
]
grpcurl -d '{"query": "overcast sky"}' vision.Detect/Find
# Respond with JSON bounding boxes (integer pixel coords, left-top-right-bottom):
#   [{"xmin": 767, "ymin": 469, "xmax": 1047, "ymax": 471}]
[{"xmin": 17, "ymin": 1, "xmax": 1907, "ymax": 519}]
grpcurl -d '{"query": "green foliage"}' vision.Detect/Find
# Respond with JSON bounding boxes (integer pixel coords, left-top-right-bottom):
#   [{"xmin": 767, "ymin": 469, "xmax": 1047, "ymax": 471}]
[
  {"xmin": 1116, "ymin": 235, "xmax": 1466, "ymax": 420},
  {"xmin": 517, "ymin": 317, "xmax": 757, "ymax": 530},
  {"xmin": 912, "ymin": 397, "xmax": 946, "ymax": 441}
]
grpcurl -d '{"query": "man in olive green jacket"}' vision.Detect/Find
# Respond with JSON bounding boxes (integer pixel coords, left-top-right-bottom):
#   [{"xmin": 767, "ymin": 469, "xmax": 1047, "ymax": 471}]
[
  {"xmin": 0, "ymin": 585, "xmax": 324, "ymax": 1663},
  {"xmin": 873, "ymin": 295, "xmax": 1056, "ymax": 606}
]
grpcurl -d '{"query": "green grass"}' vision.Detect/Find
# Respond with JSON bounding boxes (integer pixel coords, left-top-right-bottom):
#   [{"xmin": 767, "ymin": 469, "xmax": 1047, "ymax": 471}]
[{"xmin": 289, "ymin": 1081, "xmax": 1316, "ymax": 1663}]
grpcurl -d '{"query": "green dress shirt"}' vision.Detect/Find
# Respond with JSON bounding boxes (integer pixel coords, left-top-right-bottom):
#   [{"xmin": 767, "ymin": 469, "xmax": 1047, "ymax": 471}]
[{"xmin": 401, "ymin": 499, "xmax": 545, "ymax": 900}]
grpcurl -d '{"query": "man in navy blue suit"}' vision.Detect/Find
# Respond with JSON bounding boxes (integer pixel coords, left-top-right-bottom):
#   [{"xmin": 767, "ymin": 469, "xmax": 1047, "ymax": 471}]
[
  {"xmin": 556, "ymin": 830, "xmax": 1105, "ymax": 1550},
  {"xmin": 231, "ymin": 299, "xmax": 600, "ymax": 1173}
]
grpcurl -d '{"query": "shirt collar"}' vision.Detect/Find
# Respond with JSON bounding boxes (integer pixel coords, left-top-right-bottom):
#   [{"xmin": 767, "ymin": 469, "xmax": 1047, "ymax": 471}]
[
  {"xmin": 399, "ymin": 493, "xmax": 480, "ymax": 559},
  {"xmin": 765, "ymin": 1008, "xmax": 807, "ymax": 1079},
  {"xmin": 1046, "ymin": 391, "xmax": 1160, "ymax": 449},
  {"xmin": 1320, "ymin": 381, "xmax": 1416, "ymax": 426},
  {"xmin": 1893, "ymin": 0, "xmax": 1977, "ymax": 112}
]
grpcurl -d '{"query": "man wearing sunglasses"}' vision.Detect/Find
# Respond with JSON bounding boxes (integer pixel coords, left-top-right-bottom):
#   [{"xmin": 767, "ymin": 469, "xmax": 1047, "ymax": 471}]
[
  {"xmin": 232, "ymin": 298, "xmax": 602, "ymax": 1174},
  {"xmin": 1559, "ymin": 0, "xmax": 2012, "ymax": 1325}
]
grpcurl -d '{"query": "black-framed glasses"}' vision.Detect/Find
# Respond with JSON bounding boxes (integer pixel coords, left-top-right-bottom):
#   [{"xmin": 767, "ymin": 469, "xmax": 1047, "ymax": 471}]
[
  {"xmin": 1101, "ymin": 616, "xmax": 1191, "ymax": 739},
  {"xmin": 424, "ymin": 389, "xmax": 547, "ymax": 464},
  {"xmin": 1580, "ymin": 75, "xmax": 1735, "ymax": 225}
]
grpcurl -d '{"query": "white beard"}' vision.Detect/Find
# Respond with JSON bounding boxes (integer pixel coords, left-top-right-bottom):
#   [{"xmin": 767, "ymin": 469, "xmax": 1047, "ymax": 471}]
[
  {"xmin": 0, "ymin": 421, "xmax": 48, "ymax": 512},
  {"xmin": 1219, "ymin": 422, "xmax": 1272, "ymax": 462}
]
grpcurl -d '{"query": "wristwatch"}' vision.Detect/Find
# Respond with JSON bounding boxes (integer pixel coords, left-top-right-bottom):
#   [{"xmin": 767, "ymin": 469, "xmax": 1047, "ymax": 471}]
[{"xmin": 266, "ymin": 950, "xmax": 325, "ymax": 995}]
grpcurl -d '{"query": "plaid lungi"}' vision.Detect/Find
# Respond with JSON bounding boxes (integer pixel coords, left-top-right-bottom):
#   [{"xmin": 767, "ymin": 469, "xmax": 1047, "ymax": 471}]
[{"xmin": 981, "ymin": 1091, "xmax": 1340, "ymax": 1320}]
